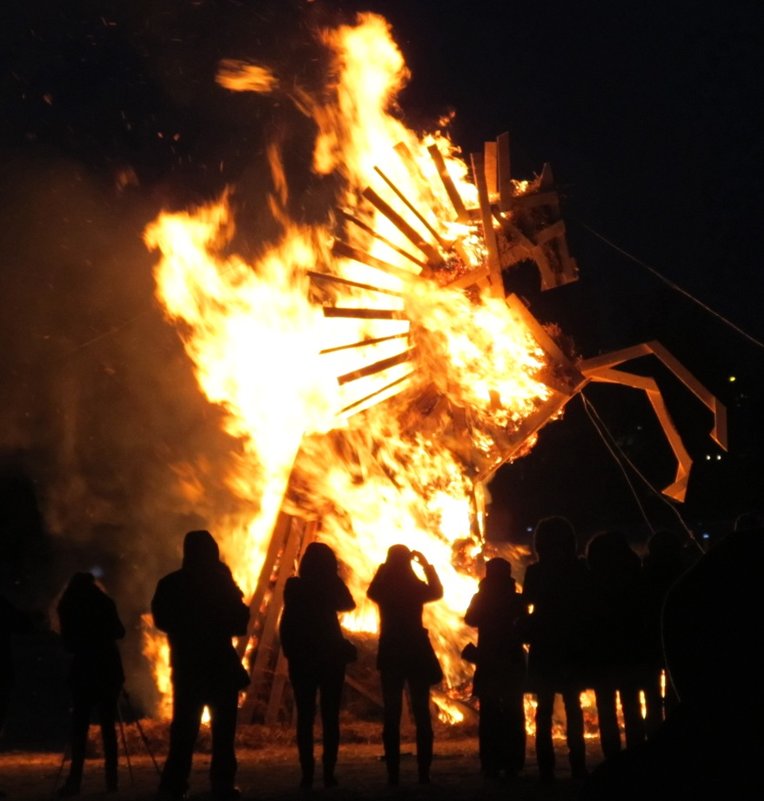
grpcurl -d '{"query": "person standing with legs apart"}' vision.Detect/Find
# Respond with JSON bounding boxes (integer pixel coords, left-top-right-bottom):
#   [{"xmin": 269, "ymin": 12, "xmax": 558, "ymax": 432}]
[
  {"xmin": 279, "ymin": 542, "xmax": 356, "ymax": 789},
  {"xmin": 56, "ymin": 572, "xmax": 125, "ymax": 797},
  {"xmin": 152, "ymin": 530, "xmax": 250, "ymax": 801},
  {"xmin": 367, "ymin": 545, "xmax": 443, "ymax": 786}
]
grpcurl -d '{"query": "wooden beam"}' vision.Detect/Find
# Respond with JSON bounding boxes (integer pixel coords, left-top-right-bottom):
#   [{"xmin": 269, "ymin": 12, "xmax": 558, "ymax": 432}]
[
  {"xmin": 339, "ymin": 211, "xmax": 427, "ymax": 270},
  {"xmin": 580, "ymin": 341, "xmax": 728, "ymax": 450},
  {"xmin": 427, "ymin": 144, "xmax": 469, "ymax": 223},
  {"xmin": 263, "ymin": 523, "xmax": 317, "ymax": 725},
  {"xmin": 332, "ymin": 240, "xmax": 415, "ymax": 281},
  {"xmin": 471, "ymin": 152, "xmax": 504, "ymax": 298},
  {"xmin": 362, "ymin": 187, "xmax": 441, "ymax": 264},
  {"xmin": 323, "ymin": 306, "xmax": 407, "ymax": 321},
  {"xmin": 320, "ymin": 332, "xmax": 408, "ymax": 355},
  {"xmin": 337, "ymin": 349, "xmax": 415, "ymax": 385},
  {"xmin": 236, "ymin": 512, "xmax": 291, "ymax": 660},
  {"xmin": 374, "ymin": 166, "xmax": 450, "ymax": 251},
  {"xmin": 504, "ymin": 294, "xmax": 586, "ymax": 394},
  {"xmin": 308, "ymin": 270, "xmax": 403, "ymax": 297},
  {"xmin": 339, "ymin": 372, "xmax": 414, "ymax": 416},
  {"xmin": 475, "ymin": 390, "xmax": 578, "ymax": 483},
  {"xmin": 243, "ymin": 517, "xmax": 307, "ymax": 721},
  {"xmin": 497, "ymin": 132, "xmax": 512, "ymax": 211},
  {"xmin": 585, "ymin": 369, "xmax": 692, "ymax": 501},
  {"xmin": 484, "ymin": 141, "xmax": 497, "ymax": 197}
]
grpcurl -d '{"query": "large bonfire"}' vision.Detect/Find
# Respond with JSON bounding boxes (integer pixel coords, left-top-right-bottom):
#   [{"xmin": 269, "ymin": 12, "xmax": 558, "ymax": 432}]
[{"xmin": 140, "ymin": 13, "xmax": 592, "ymax": 722}]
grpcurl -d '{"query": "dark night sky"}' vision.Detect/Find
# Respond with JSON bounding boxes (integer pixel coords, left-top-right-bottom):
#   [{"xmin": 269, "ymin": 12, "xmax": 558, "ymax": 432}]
[{"xmin": 1, "ymin": 0, "xmax": 763, "ymax": 614}]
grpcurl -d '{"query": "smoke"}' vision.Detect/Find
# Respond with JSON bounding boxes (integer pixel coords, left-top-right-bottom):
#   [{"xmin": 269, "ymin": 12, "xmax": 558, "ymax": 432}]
[
  {"xmin": 0, "ymin": 151, "xmax": 264, "ymax": 704},
  {"xmin": 0, "ymin": 1, "xmax": 358, "ymax": 716}
]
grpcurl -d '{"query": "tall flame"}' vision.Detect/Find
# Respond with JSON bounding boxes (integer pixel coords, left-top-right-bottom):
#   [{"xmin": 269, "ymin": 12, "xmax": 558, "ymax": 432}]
[{"xmin": 144, "ymin": 13, "xmax": 557, "ymax": 717}]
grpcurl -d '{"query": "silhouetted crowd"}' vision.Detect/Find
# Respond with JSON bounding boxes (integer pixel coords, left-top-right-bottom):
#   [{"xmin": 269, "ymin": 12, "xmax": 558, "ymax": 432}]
[{"xmin": 1, "ymin": 514, "xmax": 762, "ymax": 800}]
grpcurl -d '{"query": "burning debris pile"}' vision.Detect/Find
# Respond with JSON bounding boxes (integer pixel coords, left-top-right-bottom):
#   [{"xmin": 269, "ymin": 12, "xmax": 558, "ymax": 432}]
[{"xmin": 140, "ymin": 13, "xmax": 726, "ymax": 724}]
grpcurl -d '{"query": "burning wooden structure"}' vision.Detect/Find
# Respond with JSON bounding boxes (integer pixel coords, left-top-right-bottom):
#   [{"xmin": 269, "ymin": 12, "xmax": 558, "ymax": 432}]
[
  {"xmin": 229, "ymin": 132, "xmax": 726, "ymax": 723},
  {"xmin": 143, "ymin": 14, "xmax": 727, "ymax": 726}
]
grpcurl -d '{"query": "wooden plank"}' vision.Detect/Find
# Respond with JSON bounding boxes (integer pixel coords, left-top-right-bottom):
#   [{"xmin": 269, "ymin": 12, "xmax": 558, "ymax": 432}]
[
  {"xmin": 339, "ymin": 372, "xmax": 414, "ymax": 416},
  {"xmin": 484, "ymin": 141, "xmax": 497, "ymax": 197},
  {"xmin": 475, "ymin": 390, "xmax": 578, "ymax": 483},
  {"xmin": 339, "ymin": 211, "xmax": 427, "ymax": 270},
  {"xmin": 374, "ymin": 166, "xmax": 450, "ymax": 251},
  {"xmin": 504, "ymin": 293, "xmax": 586, "ymax": 393},
  {"xmin": 427, "ymin": 144, "xmax": 469, "ymax": 223},
  {"xmin": 470, "ymin": 152, "xmax": 503, "ymax": 298},
  {"xmin": 323, "ymin": 306, "xmax": 407, "ymax": 321},
  {"xmin": 332, "ymin": 240, "xmax": 417, "ymax": 281},
  {"xmin": 308, "ymin": 270, "xmax": 403, "ymax": 297},
  {"xmin": 337, "ymin": 349, "xmax": 415, "ymax": 385},
  {"xmin": 236, "ymin": 512, "xmax": 292, "ymax": 659},
  {"xmin": 362, "ymin": 187, "xmax": 441, "ymax": 264},
  {"xmin": 497, "ymin": 132, "xmax": 513, "ymax": 211},
  {"xmin": 585, "ymin": 369, "xmax": 693, "ymax": 501},
  {"xmin": 320, "ymin": 332, "xmax": 409, "ymax": 355},
  {"xmin": 581, "ymin": 341, "xmax": 728, "ymax": 450},
  {"xmin": 245, "ymin": 518, "xmax": 306, "ymax": 720},
  {"xmin": 264, "ymin": 523, "xmax": 317, "ymax": 725}
]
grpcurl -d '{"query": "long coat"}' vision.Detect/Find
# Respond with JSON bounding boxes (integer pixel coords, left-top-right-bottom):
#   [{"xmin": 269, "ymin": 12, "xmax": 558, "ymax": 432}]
[
  {"xmin": 521, "ymin": 556, "xmax": 592, "ymax": 691},
  {"xmin": 464, "ymin": 574, "xmax": 526, "ymax": 696},
  {"xmin": 152, "ymin": 561, "xmax": 250, "ymax": 694},
  {"xmin": 367, "ymin": 560, "xmax": 443, "ymax": 682},
  {"xmin": 279, "ymin": 574, "xmax": 355, "ymax": 674}
]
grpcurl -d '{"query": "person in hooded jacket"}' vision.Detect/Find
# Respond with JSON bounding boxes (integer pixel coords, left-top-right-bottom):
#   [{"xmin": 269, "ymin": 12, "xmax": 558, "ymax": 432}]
[
  {"xmin": 279, "ymin": 541, "xmax": 356, "ymax": 789},
  {"xmin": 367, "ymin": 545, "xmax": 443, "ymax": 786},
  {"xmin": 56, "ymin": 572, "xmax": 125, "ymax": 798},
  {"xmin": 464, "ymin": 557, "xmax": 527, "ymax": 779},
  {"xmin": 152, "ymin": 530, "xmax": 250, "ymax": 801}
]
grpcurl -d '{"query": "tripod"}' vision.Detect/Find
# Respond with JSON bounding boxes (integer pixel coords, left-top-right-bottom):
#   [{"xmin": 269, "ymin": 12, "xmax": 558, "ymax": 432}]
[{"xmin": 52, "ymin": 688, "xmax": 161, "ymax": 798}]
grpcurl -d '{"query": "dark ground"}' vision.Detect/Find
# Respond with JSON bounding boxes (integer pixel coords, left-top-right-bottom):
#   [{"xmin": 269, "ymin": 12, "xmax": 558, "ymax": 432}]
[{"xmin": 0, "ymin": 734, "xmax": 602, "ymax": 801}]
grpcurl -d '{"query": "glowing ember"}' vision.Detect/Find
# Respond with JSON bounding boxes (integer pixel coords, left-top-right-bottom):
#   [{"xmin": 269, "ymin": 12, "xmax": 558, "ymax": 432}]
[{"xmin": 143, "ymin": 13, "xmax": 560, "ymax": 718}]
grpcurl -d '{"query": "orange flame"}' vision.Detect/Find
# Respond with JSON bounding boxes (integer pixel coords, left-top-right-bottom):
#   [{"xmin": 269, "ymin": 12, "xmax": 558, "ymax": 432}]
[{"xmin": 143, "ymin": 13, "xmax": 558, "ymax": 718}]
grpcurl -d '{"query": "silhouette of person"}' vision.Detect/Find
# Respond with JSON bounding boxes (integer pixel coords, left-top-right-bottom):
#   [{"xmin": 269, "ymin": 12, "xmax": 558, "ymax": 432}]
[
  {"xmin": 585, "ymin": 531, "xmax": 647, "ymax": 759},
  {"xmin": 152, "ymin": 530, "xmax": 250, "ymax": 801},
  {"xmin": 521, "ymin": 516, "xmax": 590, "ymax": 781},
  {"xmin": 367, "ymin": 545, "xmax": 443, "ymax": 785},
  {"xmin": 578, "ymin": 525, "xmax": 764, "ymax": 800},
  {"xmin": 279, "ymin": 542, "xmax": 356, "ymax": 789},
  {"xmin": 56, "ymin": 572, "xmax": 125, "ymax": 797},
  {"xmin": 640, "ymin": 529, "xmax": 686, "ymax": 735},
  {"xmin": 464, "ymin": 557, "xmax": 527, "ymax": 779}
]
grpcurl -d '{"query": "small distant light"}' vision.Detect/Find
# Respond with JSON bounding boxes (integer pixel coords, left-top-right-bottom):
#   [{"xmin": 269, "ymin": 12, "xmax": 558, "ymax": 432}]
[
  {"xmin": 716, "ymin": 454, "xmax": 722, "ymax": 461},
  {"xmin": 90, "ymin": 565, "xmax": 105, "ymax": 579},
  {"xmin": 701, "ymin": 532, "xmax": 711, "ymax": 540},
  {"xmin": 526, "ymin": 526, "xmax": 533, "ymax": 533},
  {"xmin": 729, "ymin": 375, "xmax": 736, "ymax": 383},
  {"xmin": 705, "ymin": 454, "xmax": 711, "ymax": 461}
]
